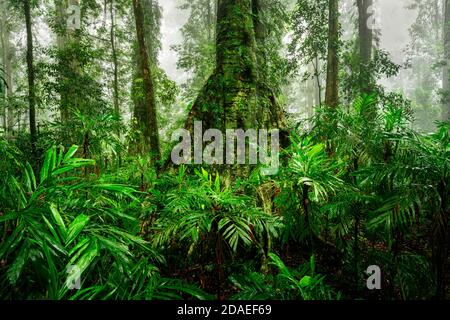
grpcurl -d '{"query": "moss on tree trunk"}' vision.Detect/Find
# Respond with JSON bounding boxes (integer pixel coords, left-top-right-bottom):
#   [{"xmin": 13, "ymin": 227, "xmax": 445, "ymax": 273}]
[{"xmin": 185, "ymin": 0, "xmax": 285, "ymax": 132}]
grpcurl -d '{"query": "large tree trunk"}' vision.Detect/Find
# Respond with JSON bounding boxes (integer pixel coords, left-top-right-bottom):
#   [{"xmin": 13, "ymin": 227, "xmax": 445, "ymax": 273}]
[
  {"xmin": 132, "ymin": 0, "xmax": 160, "ymax": 161},
  {"xmin": 357, "ymin": 0, "xmax": 373, "ymax": 95},
  {"xmin": 443, "ymin": 0, "xmax": 450, "ymax": 120},
  {"xmin": 24, "ymin": 0, "xmax": 37, "ymax": 155},
  {"xmin": 186, "ymin": 0, "xmax": 284, "ymax": 132},
  {"xmin": 325, "ymin": 0, "xmax": 339, "ymax": 108}
]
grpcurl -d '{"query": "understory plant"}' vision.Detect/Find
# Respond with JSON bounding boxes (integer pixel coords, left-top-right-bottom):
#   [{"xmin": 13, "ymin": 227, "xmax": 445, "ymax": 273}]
[{"xmin": 0, "ymin": 144, "xmax": 207, "ymax": 300}]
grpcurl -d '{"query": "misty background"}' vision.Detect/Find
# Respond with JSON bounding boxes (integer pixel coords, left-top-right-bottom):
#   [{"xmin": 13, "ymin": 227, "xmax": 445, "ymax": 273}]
[
  {"xmin": 158, "ymin": 0, "xmax": 417, "ymax": 85},
  {"xmin": 4, "ymin": 0, "xmax": 440, "ymax": 133}
]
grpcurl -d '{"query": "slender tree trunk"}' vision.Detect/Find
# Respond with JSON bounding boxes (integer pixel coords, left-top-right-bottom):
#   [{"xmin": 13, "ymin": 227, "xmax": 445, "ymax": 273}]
[
  {"xmin": 0, "ymin": 15, "xmax": 6, "ymax": 134},
  {"xmin": 435, "ymin": 0, "xmax": 441, "ymax": 42},
  {"xmin": 443, "ymin": 0, "xmax": 450, "ymax": 120},
  {"xmin": 306, "ymin": 63, "xmax": 316, "ymax": 127},
  {"xmin": 131, "ymin": 0, "xmax": 160, "ymax": 154},
  {"xmin": 0, "ymin": 6, "xmax": 5, "ymax": 134},
  {"xmin": 110, "ymin": 0, "xmax": 120, "ymax": 117},
  {"xmin": 55, "ymin": 0, "xmax": 67, "ymax": 122},
  {"xmin": 357, "ymin": 0, "xmax": 373, "ymax": 95},
  {"xmin": 325, "ymin": 0, "xmax": 339, "ymax": 108},
  {"xmin": 24, "ymin": 0, "xmax": 37, "ymax": 155},
  {"xmin": 110, "ymin": 0, "xmax": 122, "ymax": 166},
  {"xmin": 313, "ymin": 55, "xmax": 322, "ymax": 106},
  {"xmin": 55, "ymin": 0, "xmax": 66, "ymax": 51},
  {"xmin": 57, "ymin": 0, "xmax": 81, "ymax": 123},
  {"xmin": 1, "ymin": 0, "xmax": 14, "ymax": 135},
  {"xmin": 206, "ymin": 0, "xmax": 213, "ymax": 42},
  {"xmin": 132, "ymin": 0, "xmax": 160, "ymax": 162}
]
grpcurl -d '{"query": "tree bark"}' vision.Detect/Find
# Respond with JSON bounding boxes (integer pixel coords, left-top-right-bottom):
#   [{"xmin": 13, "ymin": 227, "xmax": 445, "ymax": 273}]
[
  {"xmin": 55, "ymin": 0, "xmax": 67, "ymax": 122},
  {"xmin": 24, "ymin": 0, "xmax": 37, "ymax": 154},
  {"xmin": 132, "ymin": 0, "xmax": 159, "ymax": 125},
  {"xmin": 0, "ymin": 0, "xmax": 14, "ymax": 135},
  {"xmin": 132, "ymin": 0, "xmax": 161, "ymax": 161},
  {"xmin": 306, "ymin": 63, "xmax": 316, "ymax": 127},
  {"xmin": 325, "ymin": 0, "xmax": 339, "ymax": 108},
  {"xmin": 56, "ymin": 0, "xmax": 81, "ymax": 123},
  {"xmin": 443, "ymin": 0, "xmax": 450, "ymax": 120},
  {"xmin": 110, "ymin": 0, "xmax": 120, "ymax": 118},
  {"xmin": 0, "ymin": 3, "xmax": 6, "ymax": 134},
  {"xmin": 185, "ymin": 0, "xmax": 284, "ymax": 132},
  {"xmin": 357, "ymin": 0, "xmax": 373, "ymax": 95},
  {"xmin": 206, "ymin": 0, "xmax": 214, "ymax": 42},
  {"xmin": 314, "ymin": 55, "xmax": 322, "ymax": 106}
]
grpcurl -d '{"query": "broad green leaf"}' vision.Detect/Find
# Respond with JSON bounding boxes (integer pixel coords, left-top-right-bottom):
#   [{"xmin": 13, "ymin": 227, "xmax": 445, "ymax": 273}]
[
  {"xmin": 56, "ymin": 146, "xmax": 64, "ymax": 167},
  {"xmin": 43, "ymin": 241, "xmax": 59, "ymax": 299},
  {"xmin": 24, "ymin": 162, "xmax": 36, "ymax": 192},
  {"xmin": 40, "ymin": 147, "xmax": 56, "ymax": 182},
  {"xmin": 6, "ymin": 241, "xmax": 29, "ymax": 285},
  {"xmin": 214, "ymin": 174, "xmax": 220, "ymax": 193},
  {"xmin": 42, "ymin": 215, "xmax": 63, "ymax": 246},
  {"xmin": 300, "ymin": 276, "xmax": 313, "ymax": 288},
  {"xmin": 69, "ymin": 241, "xmax": 99, "ymax": 280},
  {"xmin": 68, "ymin": 238, "xmax": 91, "ymax": 265},
  {"xmin": 66, "ymin": 215, "xmax": 90, "ymax": 247},
  {"xmin": 50, "ymin": 203, "xmax": 67, "ymax": 238},
  {"xmin": 63, "ymin": 145, "xmax": 79, "ymax": 163}
]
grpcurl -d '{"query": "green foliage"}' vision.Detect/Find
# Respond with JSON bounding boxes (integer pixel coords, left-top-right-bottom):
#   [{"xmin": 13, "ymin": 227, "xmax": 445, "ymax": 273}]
[
  {"xmin": 173, "ymin": 0, "xmax": 217, "ymax": 98},
  {"xmin": 230, "ymin": 253, "xmax": 339, "ymax": 300},
  {"xmin": 288, "ymin": 136, "xmax": 344, "ymax": 202},
  {"xmin": 341, "ymin": 47, "xmax": 402, "ymax": 103},
  {"xmin": 0, "ymin": 144, "xmax": 207, "ymax": 300},
  {"xmin": 289, "ymin": 0, "xmax": 329, "ymax": 68},
  {"xmin": 281, "ymin": 95, "xmax": 449, "ymax": 299},
  {"xmin": 151, "ymin": 167, "xmax": 283, "ymax": 255}
]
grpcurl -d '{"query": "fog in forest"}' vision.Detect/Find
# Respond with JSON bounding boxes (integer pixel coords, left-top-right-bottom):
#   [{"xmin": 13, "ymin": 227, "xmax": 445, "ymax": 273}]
[
  {"xmin": 1, "ymin": 0, "xmax": 435, "ymax": 129},
  {"xmin": 160, "ymin": 1, "xmax": 417, "ymax": 84},
  {"xmin": 158, "ymin": 0, "xmax": 439, "ymax": 130}
]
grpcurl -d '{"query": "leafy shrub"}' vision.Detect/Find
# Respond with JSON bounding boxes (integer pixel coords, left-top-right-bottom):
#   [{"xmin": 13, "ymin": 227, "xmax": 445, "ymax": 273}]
[{"xmin": 230, "ymin": 253, "xmax": 340, "ymax": 300}]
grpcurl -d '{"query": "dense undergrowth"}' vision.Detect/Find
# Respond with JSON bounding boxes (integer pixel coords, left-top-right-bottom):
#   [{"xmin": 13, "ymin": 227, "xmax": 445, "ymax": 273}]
[{"xmin": 0, "ymin": 96, "xmax": 448, "ymax": 300}]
